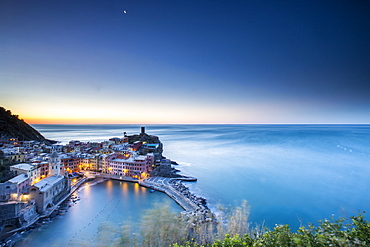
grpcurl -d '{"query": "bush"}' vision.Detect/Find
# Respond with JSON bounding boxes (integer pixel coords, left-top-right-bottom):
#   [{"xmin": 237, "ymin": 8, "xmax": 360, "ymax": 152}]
[
  {"xmin": 174, "ymin": 212, "xmax": 370, "ymax": 247},
  {"xmin": 89, "ymin": 201, "xmax": 370, "ymax": 247}
]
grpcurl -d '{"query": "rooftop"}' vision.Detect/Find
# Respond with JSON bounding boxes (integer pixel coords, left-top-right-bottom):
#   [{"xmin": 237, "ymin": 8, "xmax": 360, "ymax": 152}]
[
  {"xmin": 8, "ymin": 173, "xmax": 29, "ymax": 184},
  {"xmin": 135, "ymin": 155, "xmax": 148, "ymax": 161},
  {"xmin": 11, "ymin": 163, "xmax": 34, "ymax": 171},
  {"xmin": 112, "ymin": 154, "xmax": 148, "ymax": 163},
  {"xmin": 33, "ymin": 175, "xmax": 64, "ymax": 192}
]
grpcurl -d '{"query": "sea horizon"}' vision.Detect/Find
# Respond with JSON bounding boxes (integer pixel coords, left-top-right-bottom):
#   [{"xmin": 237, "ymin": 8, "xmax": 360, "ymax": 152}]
[{"xmin": 31, "ymin": 124, "xmax": 370, "ymax": 228}]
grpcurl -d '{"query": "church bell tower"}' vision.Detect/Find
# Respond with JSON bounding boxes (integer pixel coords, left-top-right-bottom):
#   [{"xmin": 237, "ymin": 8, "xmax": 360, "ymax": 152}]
[{"xmin": 49, "ymin": 150, "xmax": 61, "ymax": 176}]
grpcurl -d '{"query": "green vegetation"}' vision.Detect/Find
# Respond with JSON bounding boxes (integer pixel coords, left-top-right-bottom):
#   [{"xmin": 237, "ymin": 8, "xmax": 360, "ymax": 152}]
[
  {"xmin": 0, "ymin": 150, "xmax": 16, "ymax": 182},
  {"xmin": 174, "ymin": 211, "xmax": 370, "ymax": 247},
  {"xmin": 71, "ymin": 201, "xmax": 369, "ymax": 247}
]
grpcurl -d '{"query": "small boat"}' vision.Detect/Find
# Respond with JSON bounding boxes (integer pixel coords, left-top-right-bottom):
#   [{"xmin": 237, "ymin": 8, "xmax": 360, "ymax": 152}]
[{"xmin": 150, "ymin": 189, "xmax": 156, "ymax": 193}]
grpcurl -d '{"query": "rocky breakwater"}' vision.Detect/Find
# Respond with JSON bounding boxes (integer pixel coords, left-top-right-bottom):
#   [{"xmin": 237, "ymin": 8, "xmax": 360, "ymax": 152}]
[
  {"xmin": 170, "ymin": 180, "xmax": 208, "ymax": 210},
  {"xmin": 170, "ymin": 179, "xmax": 216, "ymax": 223},
  {"xmin": 141, "ymin": 176, "xmax": 216, "ymax": 231}
]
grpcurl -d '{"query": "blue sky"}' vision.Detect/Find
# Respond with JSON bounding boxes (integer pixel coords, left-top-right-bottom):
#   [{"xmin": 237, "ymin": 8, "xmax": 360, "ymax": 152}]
[{"xmin": 1, "ymin": 0, "xmax": 369, "ymax": 124}]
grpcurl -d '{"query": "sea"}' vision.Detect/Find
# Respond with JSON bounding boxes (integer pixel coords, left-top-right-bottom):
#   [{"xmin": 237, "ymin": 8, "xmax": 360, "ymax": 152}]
[{"xmin": 14, "ymin": 124, "xmax": 370, "ymax": 246}]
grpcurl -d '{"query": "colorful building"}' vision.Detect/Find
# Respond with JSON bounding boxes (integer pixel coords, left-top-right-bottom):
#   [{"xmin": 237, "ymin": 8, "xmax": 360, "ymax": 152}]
[{"xmin": 107, "ymin": 152, "xmax": 154, "ymax": 178}]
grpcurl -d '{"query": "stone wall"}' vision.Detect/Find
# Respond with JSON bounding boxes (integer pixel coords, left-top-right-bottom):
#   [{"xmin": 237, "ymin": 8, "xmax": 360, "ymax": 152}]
[
  {"xmin": 0, "ymin": 183, "xmax": 17, "ymax": 202},
  {"xmin": 0, "ymin": 202, "xmax": 23, "ymax": 230},
  {"xmin": 19, "ymin": 203, "xmax": 37, "ymax": 225},
  {"xmin": 0, "ymin": 202, "xmax": 22, "ymax": 220}
]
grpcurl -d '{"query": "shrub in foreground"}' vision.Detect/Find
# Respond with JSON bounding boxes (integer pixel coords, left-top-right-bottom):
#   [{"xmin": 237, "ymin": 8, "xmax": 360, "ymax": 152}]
[
  {"xmin": 174, "ymin": 213, "xmax": 370, "ymax": 247},
  {"xmin": 78, "ymin": 202, "xmax": 369, "ymax": 247}
]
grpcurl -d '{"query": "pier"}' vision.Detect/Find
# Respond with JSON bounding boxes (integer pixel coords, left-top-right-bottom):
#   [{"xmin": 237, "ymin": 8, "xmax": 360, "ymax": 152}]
[
  {"xmin": 140, "ymin": 177, "xmax": 201, "ymax": 211},
  {"xmin": 90, "ymin": 172, "xmax": 205, "ymax": 212}
]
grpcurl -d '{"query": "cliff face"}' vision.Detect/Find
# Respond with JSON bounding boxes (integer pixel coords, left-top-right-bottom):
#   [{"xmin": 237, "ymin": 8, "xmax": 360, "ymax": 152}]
[
  {"xmin": 0, "ymin": 107, "xmax": 54, "ymax": 144},
  {"xmin": 128, "ymin": 133, "xmax": 161, "ymax": 144},
  {"xmin": 128, "ymin": 132, "xmax": 164, "ymax": 154}
]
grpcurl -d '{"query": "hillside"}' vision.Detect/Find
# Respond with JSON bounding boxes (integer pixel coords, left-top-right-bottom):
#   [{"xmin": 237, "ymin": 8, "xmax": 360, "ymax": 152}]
[{"xmin": 0, "ymin": 107, "xmax": 54, "ymax": 144}]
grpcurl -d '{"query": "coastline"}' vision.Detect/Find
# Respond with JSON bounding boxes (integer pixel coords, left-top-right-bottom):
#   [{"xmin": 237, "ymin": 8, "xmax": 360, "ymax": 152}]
[
  {"xmin": 1, "ymin": 177, "xmax": 109, "ymax": 245},
  {"xmin": 6, "ymin": 177, "xmax": 88, "ymax": 236},
  {"xmin": 5, "ymin": 174, "xmax": 209, "ymax": 247},
  {"xmin": 1, "ymin": 127, "xmax": 211, "ymax": 245}
]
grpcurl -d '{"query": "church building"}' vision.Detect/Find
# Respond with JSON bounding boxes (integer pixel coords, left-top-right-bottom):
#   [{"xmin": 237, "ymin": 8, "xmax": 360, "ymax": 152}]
[{"xmin": 29, "ymin": 151, "xmax": 70, "ymax": 214}]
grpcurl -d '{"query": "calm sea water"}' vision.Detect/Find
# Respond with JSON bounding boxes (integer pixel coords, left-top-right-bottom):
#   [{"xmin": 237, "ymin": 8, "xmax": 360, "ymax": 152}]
[
  {"xmin": 15, "ymin": 179, "xmax": 182, "ymax": 246},
  {"xmin": 17, "ymin": 124, "xmax": 370, "ymax": 244}
]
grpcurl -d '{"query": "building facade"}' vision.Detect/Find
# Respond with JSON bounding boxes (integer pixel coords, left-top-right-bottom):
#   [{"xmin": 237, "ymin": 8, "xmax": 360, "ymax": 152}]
[
  {"xmin": 28, "ymin": 151, "xmax": 70, "ymax": 214},
  {"xmin": 107, "ymin": 152, "xmax": 154, "ymax": 178}
]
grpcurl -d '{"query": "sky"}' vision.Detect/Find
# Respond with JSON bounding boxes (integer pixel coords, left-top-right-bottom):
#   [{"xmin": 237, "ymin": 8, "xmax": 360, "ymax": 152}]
[{"xmin": 1, "ymin": 0, "xmax": 370, "ymax": 124}]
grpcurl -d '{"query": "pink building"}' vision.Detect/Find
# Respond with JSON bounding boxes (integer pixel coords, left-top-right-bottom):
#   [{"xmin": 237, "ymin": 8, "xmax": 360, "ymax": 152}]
[
  {"xmin": 8, "ymin": 173, "xmax": 31, "ymax": 196},
  {"xmin": 107, "ymin": 153, "xmax": 154, "ymax": 178}
]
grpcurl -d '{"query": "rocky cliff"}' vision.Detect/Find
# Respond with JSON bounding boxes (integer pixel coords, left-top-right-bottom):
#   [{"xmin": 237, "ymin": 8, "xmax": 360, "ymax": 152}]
[
  {"xmin": 0, "ymin": 107, "xmax": 54, "ymax": 144},
  {"xmin": 128, "ymin": 132, "xmax": 163, "ymax": 154}
]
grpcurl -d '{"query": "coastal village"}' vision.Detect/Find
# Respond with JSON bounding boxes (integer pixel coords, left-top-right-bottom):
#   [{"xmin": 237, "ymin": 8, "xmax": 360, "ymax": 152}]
[{"xmin": 0, "ymin": 126, "xmax": 212, "ymax": 245}]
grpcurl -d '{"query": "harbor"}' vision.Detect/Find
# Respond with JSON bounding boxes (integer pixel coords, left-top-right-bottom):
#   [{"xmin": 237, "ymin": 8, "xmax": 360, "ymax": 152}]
[
  {"xmin": 9, "ymin": 179, "xmax": 183, "ymax": 247},
  {"xmin": 90, "ymin": 172, "xmax": 208, "ymax": 213},
  {"xmin": 1, "ymin": 124, "xmax": 213, "ymax": 246},
  {"xmin": 4, "ymin": 171, "xmax": 208, "ymax": 241},
  {"xmin": 0, "ymin": 126, "xmax": 193, "ymax": 240}
]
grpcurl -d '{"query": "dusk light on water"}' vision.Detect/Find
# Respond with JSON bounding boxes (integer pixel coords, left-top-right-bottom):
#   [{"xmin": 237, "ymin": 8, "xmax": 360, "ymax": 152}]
[
  {"xmin": 1, "ymin": 0, "xmax": 370, "ymax": 246},
  {"xmin": 7, "ymin": 124, "xmax": 370, "ymax": 246}
]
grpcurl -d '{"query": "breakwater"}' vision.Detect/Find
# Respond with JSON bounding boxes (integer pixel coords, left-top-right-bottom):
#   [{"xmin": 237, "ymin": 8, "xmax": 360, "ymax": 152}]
[
  {"xmin": 140, "ymin": 177, "xmax": 204, "ymax": 212},
  {"xmin": 79, "ymin": 173, "xmax": 215, "ymax": 229},
  {"xmin": 93, "ymin": 173, "xmax": 209, "ymax": 213},
  {"xmin": 140, "ymin": 177, "xmax": 216, "ymax": 227}
]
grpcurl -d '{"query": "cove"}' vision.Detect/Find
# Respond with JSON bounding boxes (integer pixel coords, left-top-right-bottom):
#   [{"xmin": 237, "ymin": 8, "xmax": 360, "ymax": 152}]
[{"xmin": 14, "ymin": 179, "xmax": 182, "ymax": 247}]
